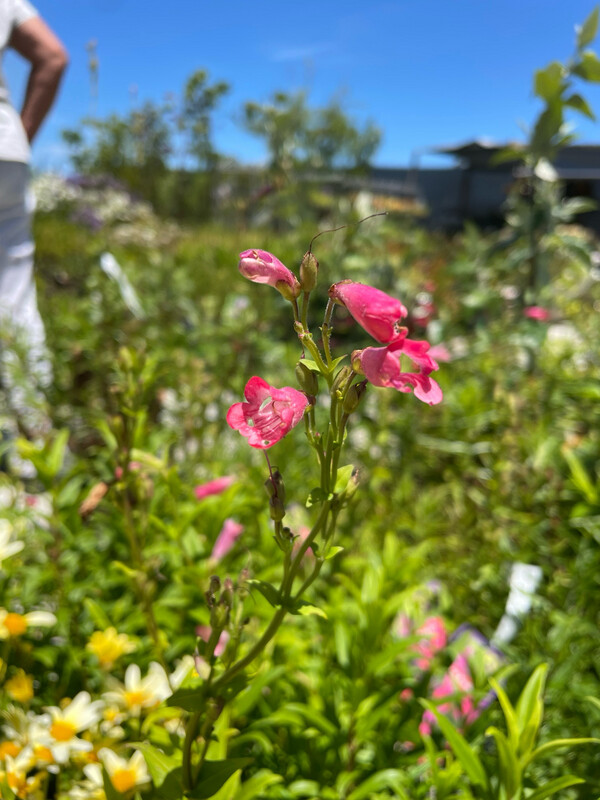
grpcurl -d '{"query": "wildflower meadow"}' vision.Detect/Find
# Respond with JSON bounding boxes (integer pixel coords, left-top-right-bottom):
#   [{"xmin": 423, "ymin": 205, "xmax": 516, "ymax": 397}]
[{"xmin": 2, "ymin": 8, "xmax": 600, "ymax": 800}]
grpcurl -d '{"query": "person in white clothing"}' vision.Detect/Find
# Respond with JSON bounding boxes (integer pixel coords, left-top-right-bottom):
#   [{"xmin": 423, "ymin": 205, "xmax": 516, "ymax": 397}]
[{"xmin": 0, "ymin": 0, "xmax": 67, "ymax": 440}]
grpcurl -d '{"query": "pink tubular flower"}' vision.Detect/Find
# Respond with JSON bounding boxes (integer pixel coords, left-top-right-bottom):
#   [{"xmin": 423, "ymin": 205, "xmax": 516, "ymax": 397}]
[
  {"xmin": 195, "ymin": 476, "xmax": 234, "ymax": 501},
  {"xmin": 239, "ymin": 249, "xmax": 301, "ymax": 300},
  {"xmin": 329, "ymin": 280, "xmax": 408, "ymax": 343},
  {"xmin": 196, "ymin": 626, "xmax": 230, "ymax": 657},
  {"xmin": 524, "ymin": 305, "xmax": 550, "ymax": 322},
  {"xmin": 226, "ymin": 376, "xmax": 309, "ymax": 449},
  {"xmin": 352, "ymin": 337, "xmax": 443, "ymax": 405},
  {"xmin": 211, "ymin": 518, "xmax": 244, "ymax": 561}
]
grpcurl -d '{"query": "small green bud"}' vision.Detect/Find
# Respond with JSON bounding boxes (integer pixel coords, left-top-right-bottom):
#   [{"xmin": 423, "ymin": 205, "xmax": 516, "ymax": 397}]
[
  {"xmin": 269, "ymin": 495, "xmax": 286, "ymax": 522},
  {"xmin": 343, "ymin": 382, "xmax": 367, "ymax": 414},
  {"xmin": 332, "ymin": 365, "xmax": 352, "ymax": 395},
  {"xmin": 295, "ymin": 361, "xmax": 318, "ymax": 394},
  {"xmin": 264, "ymin": 469, "xmax": 285, "ymax": 504},
  {"xmin": 275, "ymin": 279, "xmax": 302, "ymax": 301},
  {"xmin": 299, "ymin": 251, "xmax": 319, "ymax": 292}
]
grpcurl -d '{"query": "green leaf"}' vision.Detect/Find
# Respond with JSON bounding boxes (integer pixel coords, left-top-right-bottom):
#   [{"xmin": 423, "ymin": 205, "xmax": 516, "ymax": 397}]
[
  {"xmin": 577, "ymin": 7, "xmax": 599, "ymax": 50},
  {"xmin": 530, "ymin": 101, "xmax": 563, "ymax": 157},
  {"xmin": 485, "ymin": 726, "xmax": 521, "ymax": 798},
  {"xmin": 533, "ymin": 62, "xmax": 564, "ymax": 101},
  {"xmin": 188, "ymin": 758, "xmax": 253, "ymax": 799},
  {"xmin": 292, "ymin": 600, "xmax": 327, "ymax": 619},
  {"xmin": 299, "ymin": 359, "xmax": 320, "ymax": 373},
  {"xmin": 324, "ymin": 545, "xmax": 344, "ymax": 560},
  {"xmin": 489, "ymin": 678, "xmax": 519, "ymax": 750},
  {"xmin": 334, "ymin": 464, "xmax": 354, "ymax": 493},
  {"xmin": 515, "ymin": 664, "xmax": 548, "ymax": 756},
  {"xmin": 306, "ymin": 487, "xmax": 327, "ymax": 507},
  {"xmin": 84, "ymin": 598, "xmax": 112, "ymax": 630},
  {"xmin": 133, "ymin": 742, "xmax": 181, "ymax": 789},
  {"xmin": 166, "ymin": 683, "xmax": 206, "ymax": 711},
  {"xmin": 420, "ymin": 700, "xmax": 488, "ymax": 789},
  {"xmin": 586, "ymin": 695, "xmax": 600, "ymax": 712},
  {"xmin": 564, "ymin": 92, "xmax": 596, "ymax": 120},
  {"xmin": 523, "ymin": 737, "xmax": 600, "ymax": 767},
  {"xmin": 246, "ymin": 579, "xmax": 280, "ymax": 607},
  {"xmin": 563, "ymin": 448, "xmax": 598, "ymax": 503},
  {"xmin": 526, "ymin": 775, "xmax": 584, "ymax": 800},
  {"xmin": 346, "ymin": 769, "xmax": 407, "ymax": 800},
  {"xmin": 234, "ymin": 769, "xmax": 283, "ymax": 800},
  {"xmin": 573, "ymin": 50, "xmax": 600, "ymax": 82}
]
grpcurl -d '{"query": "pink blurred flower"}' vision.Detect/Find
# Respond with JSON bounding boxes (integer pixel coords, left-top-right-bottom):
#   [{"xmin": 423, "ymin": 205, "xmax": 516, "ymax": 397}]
[
  {"xmin": 196, "ymin": 626, "xmax": 230, "ymax": 657},
  {"xmin": 414, "ymin": 616, "xmax": 447, "ymax": 670},
  {"xmin": 352, "ymin": 336, "xmax": 443, "ymax": 405},
  {"xmin": 329, "ymin": 280, "xmax": 408, "ymax": 343},
  {"xmin": 428, "ymin": 344, "xmax": 452, "ymax": 363},
  {"xmin": 292, "ymin": 525, "xmax": 314, "ymax": 561},
  {"xmin": 195, "ymin": 476, "xmax": 234, "ymax": 501},
  {"xmin": 239, "ymin": 249, "xmax": 301, "ymax": 300},
  {"xmin": 226, "ymin": 376, "xmax": 309, "ymax": 449},
  {"xmin": 211, "ymin": 518, "xmax": 244, "ymax": 561},
  {"xmin": 400, "ymin": 688, "xmax": 414, "ymax": 701},
  {"xmin": 418, "ymin": 654, "xmax": 478, "ymax": 737},
  {"xmin": 524, "ymin": 305, "xmax": 550, "ymax": 322}
]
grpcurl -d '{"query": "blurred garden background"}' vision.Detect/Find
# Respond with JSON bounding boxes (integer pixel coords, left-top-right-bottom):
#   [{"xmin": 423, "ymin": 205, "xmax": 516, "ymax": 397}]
[{"xmin": 2, "ymin": 2, "xmax": 600, "ymax": 798}]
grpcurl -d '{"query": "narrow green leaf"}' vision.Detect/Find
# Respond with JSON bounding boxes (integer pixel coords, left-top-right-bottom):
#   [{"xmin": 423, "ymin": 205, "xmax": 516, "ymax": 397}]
[
  {"xmin": 346, "ymin": 769, "xmax": 407, "ymax": 800},
  {"xmin": 563, "ymin": 448, "xmax": 598, "ymax": 503},
  {"xmin": 324, "ymin": 545, "xmax": 344, "ymax": 560},
  {"xmin": 523, "ymin": 737, "xmax": 600, "ymax": 767},
  {"xmin": 420, "ymin": 700, "xmax": 488, "ymax": 789},
  {"xmin": 293, "ymin": 600, "xmax": 327, "ymax": 619},
  {"xmin": 485, "ymin": 726, "xmax": 521, "ymax": 798},
  {"xmin": 577, "ymin": 7, "xmax": 599, "ymax": 50},
  {"xmin": 188, "ymin": 758, "xmax": 253, "ymax": 799},
  {"xmin": 84, "ymin": 598, "xmax": 112, "ymax": 631},
  {"xmin": 516, "ymin": 664, "xmax": 548, "ymax": 756},
  {"xmin": 234, "ymin": 770, "xmax": 283, "ymax": 800},
  {"xmin": 526, "ymin": 775, "xmax": 584, "ymax": 800},
  {"xmin": 490, "ymin": 679, "xmax": 520, "ymax": 751},
  {"xmin": 586, "ymin": 695, "xmax": 600, "ymax": 712}
]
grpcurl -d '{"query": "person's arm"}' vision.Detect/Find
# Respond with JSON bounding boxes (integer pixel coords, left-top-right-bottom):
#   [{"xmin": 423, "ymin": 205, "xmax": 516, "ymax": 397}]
[{"xmin": 9, "ymin": 15, "xmax": 68, "ymax": 144}]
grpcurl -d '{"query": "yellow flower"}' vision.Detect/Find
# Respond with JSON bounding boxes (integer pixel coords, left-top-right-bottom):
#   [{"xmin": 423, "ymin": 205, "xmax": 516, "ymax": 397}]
[
  {"xmin": 5, "ymin": 671, "xmax": 34, "ymax": 704},
  {"xmin": 0, "ymin": 741, "xmax": 21, "ymax": 760},
  {"xmin": 87, "ymin": 628, "xmax": 136, "ymax": 669}
]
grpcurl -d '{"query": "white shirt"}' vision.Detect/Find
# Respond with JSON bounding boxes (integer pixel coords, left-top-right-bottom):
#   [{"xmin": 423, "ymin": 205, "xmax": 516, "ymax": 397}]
[{"xmin": 0, "ymin": 0, "xmax": 38, "ymax": 163}]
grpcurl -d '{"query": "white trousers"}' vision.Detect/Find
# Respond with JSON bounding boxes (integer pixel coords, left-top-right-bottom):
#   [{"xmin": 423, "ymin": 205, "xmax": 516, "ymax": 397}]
[{"xmin": 0, "ymin": 161, "xmax": 51, "ymax": 431}]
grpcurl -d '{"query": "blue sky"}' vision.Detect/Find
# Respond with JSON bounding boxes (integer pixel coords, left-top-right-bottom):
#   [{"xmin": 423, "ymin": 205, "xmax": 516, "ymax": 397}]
[{"xmin": 5, "ymin": 0, "xmax": 600, "ymax": 171}]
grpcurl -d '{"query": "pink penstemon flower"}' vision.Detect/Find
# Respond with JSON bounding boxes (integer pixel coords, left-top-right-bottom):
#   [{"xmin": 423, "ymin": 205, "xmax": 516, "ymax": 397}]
[
  {"xmin": 238, "ymin": 249, "xmax": 301, "ymax": 301},
  {"xmin": 329, "ymin": 280, "xmax": 408, "ymax": 343},
  {"xmin": 413, "ymin": 616, "xmax": 447, "ymax": 670},
  {"xmin": 210, "ymin": 518, "xmax": 244, "ymax": 562},
  {"xmin": 352, "ymin": 336, "xmax": 443, "ymax": 405},
  {"xmin": 524, "ymin": 305, "xmax": 551, "ymax": 322},
  {"xmin": 195, "ymin": 476, "xmax": 235, "ymax": 501},
  {"xmin": 226, "ymin": 376, "xmax": 309, "ymax": 449}
]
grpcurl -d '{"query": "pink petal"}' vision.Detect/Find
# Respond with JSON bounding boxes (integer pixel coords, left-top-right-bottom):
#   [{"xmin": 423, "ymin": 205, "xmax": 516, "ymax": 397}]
[
  {"xmin": 195, "ymin": 476, "xmax": 235, "ymax": 501},
  {"xmin": 210, "ymin": 518, "xmax": 244, "ymax": 561}
]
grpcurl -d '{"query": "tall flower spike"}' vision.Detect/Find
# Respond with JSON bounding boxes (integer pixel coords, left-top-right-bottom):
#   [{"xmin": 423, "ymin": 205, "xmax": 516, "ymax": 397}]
[
  {"xmin": 239, "ymin": 249, "xmax": 301, "ymax": 301},
  {"xmin": 226, "ymin": 376, "xmax": 309, "ymax": 449},
  {"xmin": 329, "ymin": 280, "xmax": 408, "ymax": 343},
  {"xmin": 352, "ymin": 337, "xmax": 443, "ymax": 405}
]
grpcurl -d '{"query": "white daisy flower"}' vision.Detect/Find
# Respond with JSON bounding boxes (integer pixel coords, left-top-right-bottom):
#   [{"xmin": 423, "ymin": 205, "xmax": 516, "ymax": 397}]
[
  {"xmin": 103, "ymin": 662, "xmax": 170, "ymax": 715},
  {"xmin": 40, "ymin": 692, "xmax": 104, "ymax": 764},
  {"xmin": 99, "ymin": 747, "xmax": 150, "ymax": 794},
  {"xmin": 0, "ymin": 520, "xmax": 23, "ymax": 568},
  {"xmin": 0, "ymin": 608, "xmax": 56, "ymax": 639}
]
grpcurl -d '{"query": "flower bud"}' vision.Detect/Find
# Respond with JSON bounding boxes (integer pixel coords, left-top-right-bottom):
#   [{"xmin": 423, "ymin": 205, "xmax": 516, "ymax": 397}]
[
  {"xmin": 239, "ymin": 249, "xmax": 301, "ymax": 300},
  {"xmin": 332, "ymin": 365, "xmax": 353, "ymax": 395},
  {"xmin": 343, "ymin": 381, "xmax": 367, "ymax": 414},
  {"xmin": 295, "ymin": 361, "xmax": 318, "ymax": 394},
  {"xmin": 300, "ymin": 251, "xmax": 319, "ymax": 292},
  {"xmin": 220, "ymin": 577, "xmax": 234, "ymax": 609},
  {"xmin": 264, "ymin": 469, "xmax": 285, "ymax": 504},
  {"xmin": 269, "ymin": 495, "xmax": 286, "ymax": 522}
]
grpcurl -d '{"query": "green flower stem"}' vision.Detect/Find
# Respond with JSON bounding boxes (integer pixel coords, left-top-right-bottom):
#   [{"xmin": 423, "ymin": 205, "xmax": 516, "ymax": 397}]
[
  {"xmin": 183, "ymin": 711, "xmax": 201, "ymax": 791},
  {"xmin": 322, "ymin": 299, "xmax": 335, "ymax": 368},
  {"xmin": 300, "ymin": 333, "xmax": 330, "ymax": 380},
  {"xmin": 300, "ymin": 291, "xmax": 311, "ymax": 330}
]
